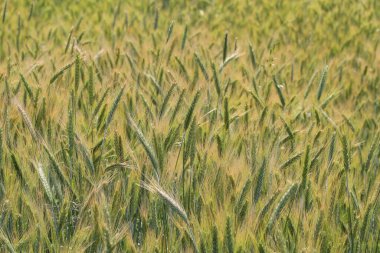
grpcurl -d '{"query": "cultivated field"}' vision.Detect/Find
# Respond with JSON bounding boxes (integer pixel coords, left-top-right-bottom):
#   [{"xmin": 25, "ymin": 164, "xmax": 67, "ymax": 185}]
[{"xmin": 0, "ymin": 0, "xmax": 379, "ymax": 252}]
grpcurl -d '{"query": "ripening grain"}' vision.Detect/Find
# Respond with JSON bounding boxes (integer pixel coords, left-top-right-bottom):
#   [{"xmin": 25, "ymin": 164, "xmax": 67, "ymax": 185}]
[{"xmin": 0, "ymin": 0, "xmax": 379, "ymax": 252}]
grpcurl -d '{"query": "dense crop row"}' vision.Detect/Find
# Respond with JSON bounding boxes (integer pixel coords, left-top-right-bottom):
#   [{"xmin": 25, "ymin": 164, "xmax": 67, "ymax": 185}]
[{"xmin": 0, "ymin": 0, "xmax": 379, "ymax": 252}]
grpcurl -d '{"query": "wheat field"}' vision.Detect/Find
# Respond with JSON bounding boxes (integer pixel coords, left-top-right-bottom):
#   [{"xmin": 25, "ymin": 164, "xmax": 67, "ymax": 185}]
[{"xmin": 0, "ymin": 0, "xmax": 379, "ymax": 252}]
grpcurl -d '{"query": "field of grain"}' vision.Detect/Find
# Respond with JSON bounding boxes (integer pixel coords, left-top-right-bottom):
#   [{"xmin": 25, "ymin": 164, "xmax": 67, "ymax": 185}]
[{"xmin": 0, "ymin": 0, "xmax": 379, "ymax": 252}]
